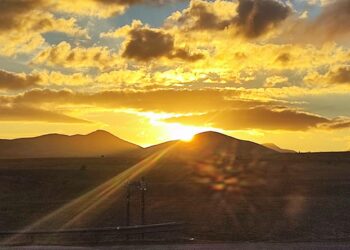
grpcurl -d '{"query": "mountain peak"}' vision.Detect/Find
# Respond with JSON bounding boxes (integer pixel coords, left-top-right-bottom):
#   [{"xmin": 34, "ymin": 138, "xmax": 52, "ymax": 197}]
[
  {"xmin": 0, "ymin": 130, "xmax": 140, "ymax": 159},
  {"xmin": 263, "ymin": 143, "xmax": 296, "ymax": 153},
  {"xmin": 87, "ymin": 130, "xmax": 115, "ymax": 137},
  {"xmin": 193, "ymin": 131, "xmax": 239, "ymax": 142}
]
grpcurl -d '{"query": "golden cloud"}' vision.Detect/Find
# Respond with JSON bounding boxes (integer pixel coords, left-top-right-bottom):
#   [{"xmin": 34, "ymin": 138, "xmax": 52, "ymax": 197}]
[
  {"xmin": 264, "ymin": 75, "xmax": 288, "ymax": 87},
  {"xmin": 0, "ymin": 70, "xmax": 40, "ymax": 90},
  {"xmin": 1, "ymin": 87, "xmax": 350, "ymax": 131},
  {"xmin": 0, "ymin": 104, "xmax": 89, "ymax": 123},
  {"xmin": 32, "ymin": 42, "xmax": 120, "ymax": 70},
  {"xmin": 164, "ymin": 107, "xmax": 350, "ymax": 131},
  {"xmin": 0, "ymin": 1, "xmax": 88, "ymax": 56},
  {"xmin": 36, "ymin": 70, "xmax": 94, "ymax": 86},
  {"xmin": 10, "ymin": 88, "xmax": 270, "ymax": 113},
  {"xmin": 304, "ymin": 65, "xmax": 350, "ymax": 86}
]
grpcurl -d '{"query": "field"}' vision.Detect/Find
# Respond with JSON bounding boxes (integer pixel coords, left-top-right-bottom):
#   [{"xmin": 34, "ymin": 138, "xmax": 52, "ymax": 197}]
[{"xmin": 1, "ymin": 153, "xmax": 350, "ymax": 245}]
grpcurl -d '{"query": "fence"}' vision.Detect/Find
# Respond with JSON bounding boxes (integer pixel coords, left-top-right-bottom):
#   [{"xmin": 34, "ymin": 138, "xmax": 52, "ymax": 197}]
[{"xmin": 0, "ymin": 222, "xmax": 185, "ymax": 245}]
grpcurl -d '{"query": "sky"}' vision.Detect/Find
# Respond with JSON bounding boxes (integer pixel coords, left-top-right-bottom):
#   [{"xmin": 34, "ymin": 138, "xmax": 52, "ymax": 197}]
[{"xmin": 0, "ymin": 0, "xmax": 350, "ymax": 152}]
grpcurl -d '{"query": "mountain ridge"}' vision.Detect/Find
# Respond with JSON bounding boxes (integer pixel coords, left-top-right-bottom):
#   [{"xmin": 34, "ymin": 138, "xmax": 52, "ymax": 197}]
[{"xmin": 0, "ymin": 130, "xmax": 141, "ymax": 159}]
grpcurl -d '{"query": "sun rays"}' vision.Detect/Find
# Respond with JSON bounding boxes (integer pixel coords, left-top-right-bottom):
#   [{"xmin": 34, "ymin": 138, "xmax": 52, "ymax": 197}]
[{"xmin": 2, "ymin": 142, "xmax": 178, "ymax": 244}]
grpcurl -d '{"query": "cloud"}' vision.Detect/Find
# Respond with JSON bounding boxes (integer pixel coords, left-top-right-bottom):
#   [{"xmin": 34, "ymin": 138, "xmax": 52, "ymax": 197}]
[
  {"xmin": 304, "ymin": 65, "xmax": 350, "ymax": 86},
  {"xmin": 235, "ymin": 0, "xmax": 291, "ymax": 38},
  {"xmin": 309, "ymin": 0, "xmax": 350, "ymax": 41},
  {"xmin": 0, "ymin": 70, "xmax": 40, "ymax": 90},
  {"xmin": 0, "ymin": 105, "xmax": 89, "ymax": 123},
  {"xmin": 324, "ymin": 118, "xmax": 350, "ymax": 130},
  {"xmin": 52, "ymin": 0, "xmax": 179, "ymax": 18},
  {"xmin": 2, "ymin": 88, "xmax": 350, "ymax": 131},
  {"xmin": 0, "ymin": 1, "xmax": 87, "ymax": 56},
  {"xmin": 168, "ymin": 0, "xmax": 237, "ymax": 31},
  {"xmin": 117, "ymin": 21, "xmax": 204, "ymax": 61},
  {"xmin": 168, "ymin": 0, "xmax": 291, "ymax": 39},
  {"xmin": 0, "ymin": 0, "xmax": 180, "ymax": 23},
  {"xmin": 264, "ymin": 75, "xmax": 288, "ymax": 87},
  {"xmin": 282, "ymin": 0, "xmax": 350, "ymax": 43},
  {"xmin": 10, "ymin": 88, "xmax": 271, "ymax": 114},
  {"xmin": 329, "ymin": 66, "xmax": 350, "ymax": 84},
  {"xmin": 32, "ymin": 42, "xmax": 120, "ymax": 70},
  {"xmin": 0, "ymin": 0, "xmax": 43, "ymax": 33},
  {"xmin": 164, "ymin": 107, "xmax": 350, "ymax": 131},
  {"xmin": 36, "ymin": 70, "xmax": 94, "ymax": 86}
]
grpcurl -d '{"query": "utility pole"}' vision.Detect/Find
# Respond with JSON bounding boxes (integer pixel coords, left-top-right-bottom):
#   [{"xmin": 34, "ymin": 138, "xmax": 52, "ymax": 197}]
[
  {"xmin": 125, "ymin": 178, "xmax": 148, "ymax": 240},
  {"xmin": 139, "ymin": 177, "xmax": 147, "ymax": 226},
  {"xmin": 139, "ymin": 177, "xmax": 147, "ymax": 240},
  {"xmin": 126, "ymin": 182, "xmax": 131, "ymax": 227}
]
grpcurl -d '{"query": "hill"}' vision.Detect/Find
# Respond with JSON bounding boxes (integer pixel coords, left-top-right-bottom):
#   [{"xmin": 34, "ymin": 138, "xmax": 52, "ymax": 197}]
[
  {"xmin": 263, "ymin": 143, "xmax": 296, "ymax": 153},
  {"xmin": 1, "ymin": 131, "xmax": 350, "ymax": 243},
  {"xmin": 142, "ymin": 131, "xmax": 277, "ymax": 161},
  {"xmin": 0, "ymin": 130, "xmax": 141, "ymax": 159}
]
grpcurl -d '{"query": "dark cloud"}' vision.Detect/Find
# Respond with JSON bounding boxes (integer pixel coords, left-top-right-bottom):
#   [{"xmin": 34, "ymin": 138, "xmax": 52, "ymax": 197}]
[
  {"xmin": 172, "ymin": 0, "xmax": 291, "ymax": 39},
  {"xmin": 236, "ymin": 0, "xmax": 291, "ymax": 38},
  {"xmin": 307, "ymin": 66, "xmax": 350, "ymax": 85},
  {"xmin": 0, "ymin": 70, "xmax": 40, "ymax": 90},
  {"xmin": 123, "ymin": 28, "xmax": 174, "ymax": 60},
  {"xmin": 0, "ymin": 0, "xmax": 44, "ymax": 32},
  {"xmin": 275, "ymin": 52, "xmax": 291, "ymax": 64},
  {"xmin": 168, "ymin": 48, "xmax": 204, "ymax": 61},
  {"xmin": 328, "ymin": 66, "xmax": 350, "ymax": 84},
  {"xmin": 324, "ymin": 119, "xmax": 350, "ymax": 130},
  {"xmin": 0, "ymin": 104, "xmax": 89, "ymax": 123},
  {"xmin": 164, "ymin": 107, "xmax": 330, "ymax": 131},
  {"xmin": 122, "ymin": 25, "xmax": 204, "ymax": 61}
]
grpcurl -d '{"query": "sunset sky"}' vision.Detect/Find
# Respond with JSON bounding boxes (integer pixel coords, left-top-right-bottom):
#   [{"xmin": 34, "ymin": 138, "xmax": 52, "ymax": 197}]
[{"xmin": 1, "ymin": 0, "xmax": 350, "ymax": 151}]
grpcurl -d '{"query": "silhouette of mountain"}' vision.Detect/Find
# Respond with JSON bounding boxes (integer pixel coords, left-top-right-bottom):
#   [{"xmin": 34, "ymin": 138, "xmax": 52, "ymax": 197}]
[
  {"xmin": 0, "ymin": 130, "xmax": 141, "ymax": 159},
  {"xmin": 1, "ymin": 131, "xmax": 350, "ymax": 243},
  {"xmin": 263, "ymin": 143, "xmax": 296, "ymax": 153},
  {"xmin": 142, "ymin": 131, "xmax": 277, "ymax": 160}
]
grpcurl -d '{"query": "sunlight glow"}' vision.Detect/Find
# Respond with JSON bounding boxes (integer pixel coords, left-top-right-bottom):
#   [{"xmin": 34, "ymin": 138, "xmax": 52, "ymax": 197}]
[{"xmin": 166, "ymin": 123, "xmax": 208, "ymax": 142}]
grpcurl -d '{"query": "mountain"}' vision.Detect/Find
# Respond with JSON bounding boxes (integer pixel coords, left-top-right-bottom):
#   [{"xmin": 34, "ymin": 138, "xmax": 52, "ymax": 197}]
[
  {"xmin": 2, "ymin": 131, "xmax": 350, "ymax": 243},
  {"xmin": 0, "ymin": 130, "xmax": 278, "ymax": 159},
  {"xmin": 0, "ymin": 130, "xmax": 141, "ymax": 159},
  {"xmin": 142, "ymin": 131, "xmax": 278, "ymax": 161},
  {"xmin": 263, "ymin": 143, "xmax": 296, "ymax": 153}
]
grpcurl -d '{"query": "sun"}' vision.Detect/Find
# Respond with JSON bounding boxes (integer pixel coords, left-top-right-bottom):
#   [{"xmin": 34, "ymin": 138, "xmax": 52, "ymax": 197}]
[
  {"xmin": 167, "ymin": 123, "xmax": 204, "ymax": 142},
  {"xmin": 171, "ymin": 126, "xmax": 195, "ymax": 141},
  {"xmin": 178, "ymin": 132, "xmax": 195, "ymax": 142}
]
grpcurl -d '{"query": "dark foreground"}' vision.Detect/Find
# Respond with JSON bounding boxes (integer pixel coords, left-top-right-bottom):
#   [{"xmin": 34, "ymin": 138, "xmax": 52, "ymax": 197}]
[
  {"xmin": 1, "ymin": 151, "xmax": 350, "ymax": 244},
  {"xmin": 8, "ymin": 242, "xmax": 350, "ymax": 250}
]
